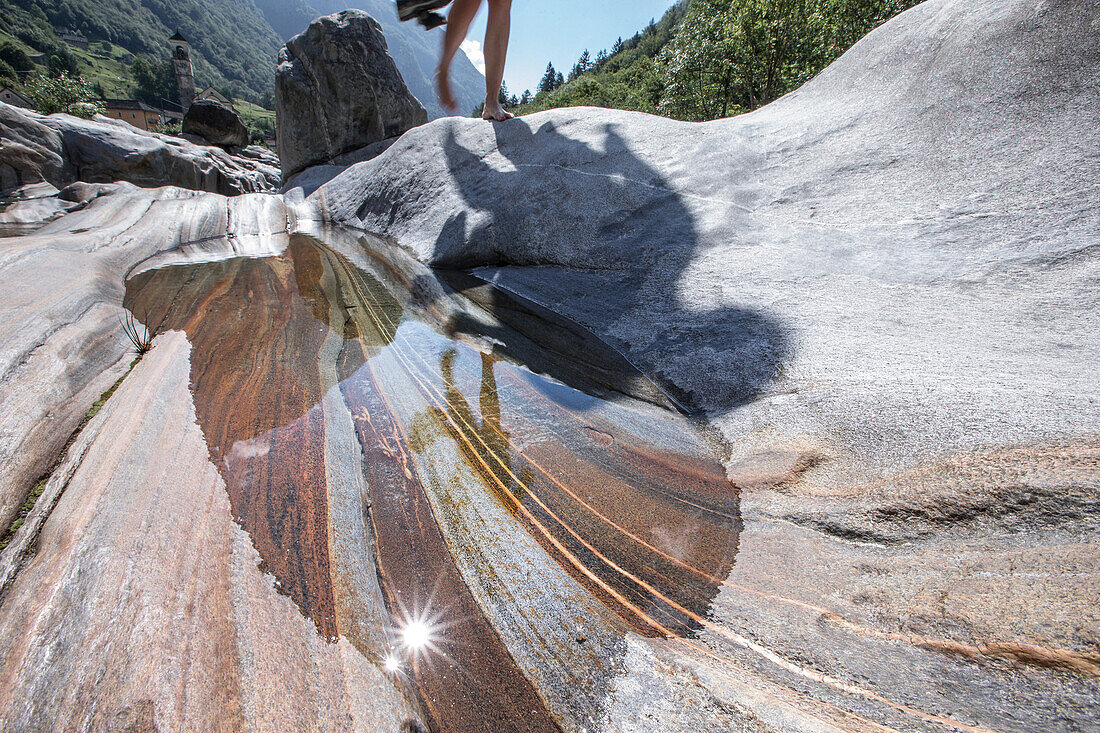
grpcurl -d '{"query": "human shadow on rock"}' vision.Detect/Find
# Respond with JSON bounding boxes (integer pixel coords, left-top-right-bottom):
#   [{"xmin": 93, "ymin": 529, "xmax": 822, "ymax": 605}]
[{"xmin": 433, "ymin": 120, "xmax": 790, "ymax": 413}]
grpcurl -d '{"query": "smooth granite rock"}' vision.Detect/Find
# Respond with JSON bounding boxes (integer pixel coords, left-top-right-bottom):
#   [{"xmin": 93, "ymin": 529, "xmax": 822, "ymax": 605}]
[
  {"xmin": 182, "ymin": 98, "xmax": 250, "ymax": 148},
  {"xmin": 0, "ymin": 1, "xmax": 1097, "ymax": 731},
  {"xmin": 276, "ymin": 9, "xmax": 428, "ymax": 180},
  {"xmin": 295, "ymin": 1, "xmax": 1100, "ymax": 725},
  {"xmin": 0, "ymin": 185, "xmax": 290, "ymax": 542},
  {"xmin": 0, "ymin": 102, "xmax": 278, "ymax": 195}
]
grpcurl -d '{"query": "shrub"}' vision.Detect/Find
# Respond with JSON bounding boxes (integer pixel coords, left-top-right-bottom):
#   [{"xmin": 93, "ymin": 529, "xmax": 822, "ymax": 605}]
[{"xmin": 23, "ymin": 71, "xmax": 103, "ymax": 116}]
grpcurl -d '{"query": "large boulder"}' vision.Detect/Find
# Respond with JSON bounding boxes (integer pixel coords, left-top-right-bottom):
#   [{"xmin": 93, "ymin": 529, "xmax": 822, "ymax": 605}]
[
  {"xmin": 0, "ymin": 102, "xmax": 277, "ymax": 195},
  {"xmin": 182, "ymin": 99, "xmax": 249, "ymax": 148},
  {"xmin": 275, "ymin": 9, "xmax": 427, "ymax": 180},
  {"xmin": 0, "ymin": 103, "xmax": 68, "ymax": 193}
]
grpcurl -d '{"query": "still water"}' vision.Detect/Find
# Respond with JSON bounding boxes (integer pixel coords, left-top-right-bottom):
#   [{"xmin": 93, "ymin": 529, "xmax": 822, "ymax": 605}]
[{"xmin": 124, "ymin": 233, "xmax": 741, "ymax": 731}]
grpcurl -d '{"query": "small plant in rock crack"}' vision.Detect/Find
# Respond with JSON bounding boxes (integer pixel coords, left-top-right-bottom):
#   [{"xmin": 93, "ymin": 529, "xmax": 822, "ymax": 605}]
[{"xmin": 119, "ymin": 311, "xmax": 155, "ymax": 355}]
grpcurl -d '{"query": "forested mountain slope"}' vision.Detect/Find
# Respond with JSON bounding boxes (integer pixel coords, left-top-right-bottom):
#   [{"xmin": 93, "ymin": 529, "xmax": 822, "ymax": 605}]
[
  {"xmin": 515, "ymin": 0, "xmax": 922, "ymax": 120},
  {"xmin": 2, "ymin": 0, "xmax": 484, "ymax": 116},
  {"xmin": 3, "ymin": 0, "xmax": 284, "ymax": 101}
]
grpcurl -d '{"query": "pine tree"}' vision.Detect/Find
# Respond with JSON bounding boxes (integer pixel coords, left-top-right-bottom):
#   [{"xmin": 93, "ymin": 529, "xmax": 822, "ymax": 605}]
[
  {"xmin": 555, "ymin": 71, "xmax": 564, "ymax": 88},
  {"xmin": 537, "ymin": 62, "xmax": 557, "ymax": 94},
  {"xmin": 595, "ymin": 49, "xmax": 608, "ymax": 67},
  {"xmin": 578, "ymin": 49, "xmax": 591, "ymax": 73},
  {"xmin": 520, "ymin": 89, "xmax": 531, "ymax": 105},
  {"xmin": 612, "ymin": 36, "xmax": 624, "ymax": 54}
]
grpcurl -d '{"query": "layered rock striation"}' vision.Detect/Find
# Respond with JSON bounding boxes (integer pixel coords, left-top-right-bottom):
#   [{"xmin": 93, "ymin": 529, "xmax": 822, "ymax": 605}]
[{"xmin": 0, "ymin": 102, "xmax": 279, "ymax": 195}]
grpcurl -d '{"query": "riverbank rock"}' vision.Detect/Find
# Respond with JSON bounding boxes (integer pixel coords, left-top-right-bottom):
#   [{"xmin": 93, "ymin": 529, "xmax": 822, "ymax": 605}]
[
  {"xmin": 182, "ymin": 98, "xmax": 250, "ymax": 148},
  {"xmin": 0, "ymin": 0, "xmax": 1096, "ymax": 731},
  {"xmin": 296, "ymin": 1, "xmax": 1099, "ymax": 725},
  {"xmin": 276, "ymin": 9, "xmax": 428, "ymax": 180},
  {"xmin": 0, "ymin": 102, "xmax": 277, "ymax": 195}
]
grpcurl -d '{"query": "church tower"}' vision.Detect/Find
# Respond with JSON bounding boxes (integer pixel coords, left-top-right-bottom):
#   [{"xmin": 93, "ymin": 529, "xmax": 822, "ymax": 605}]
[{"xmin": 168, "ymin": 31, "xmax": 196, "ymax": 111}]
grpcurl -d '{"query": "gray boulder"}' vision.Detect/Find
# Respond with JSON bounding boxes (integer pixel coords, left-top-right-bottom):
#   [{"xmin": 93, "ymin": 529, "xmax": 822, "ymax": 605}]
[
  {"xmin": 182, "ymin": 99, "xmax": 249, "ymax": 148},
  {"xmin": 0, "ymin": 102, "xmax": 277, "ymax": 195},
  {"xmin": 305, "ymin": 0, "xmax": 487, "ymax": 120},
  {"xmin": 0, "ymin": 104, "xmax": 67, "ymax": 193},
  {"xmin": 275, "ymin": 9, "xmax": 427, "ymax": 180}
]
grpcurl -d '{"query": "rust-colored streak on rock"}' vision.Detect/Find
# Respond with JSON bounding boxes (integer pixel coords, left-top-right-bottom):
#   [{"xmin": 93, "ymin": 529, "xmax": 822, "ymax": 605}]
[
  {"xmin": 422, "ymin": 350, "xmax": 741, "ymax": 638},
  {"xmin": 330, "ymin": 250, "xmax": 563, "ymax": 733},
  {"xmin": 125, "ymin": 243, "xmax": 339, "ymax": 638},
  {"xmin": 341, "ymin": 363, "xmax": 562, "ymax": 733},
  {"xmin": 124, "ymin": 235, "xmax": 742, "ymax": 730}
]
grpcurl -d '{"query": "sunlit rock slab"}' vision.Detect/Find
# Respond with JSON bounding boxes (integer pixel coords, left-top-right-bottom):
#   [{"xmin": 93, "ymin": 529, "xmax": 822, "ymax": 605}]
[
  {"xmin": 0, "ymin": 102, "xmax": 279, "ymax": 196},
  {"xmin": 0, "ymin": 185, "xmax": 289, "ymax": 537},
  {"xmin": 300, "ymin": 0, "xmax": 1100, "ymax": 729},
  {"xmin": 309, "ymin": 0, "xmax": 1099, "ymax": 471},
  {"xmin": 0, "ymin": 332, "xmax": 422, "ymax": 732}
]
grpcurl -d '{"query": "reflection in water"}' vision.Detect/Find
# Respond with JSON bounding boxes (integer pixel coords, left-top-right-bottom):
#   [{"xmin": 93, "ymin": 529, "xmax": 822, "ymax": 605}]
[{"xmin": 124, "ymin": 235, "xmax": 741, "ymax": 732}]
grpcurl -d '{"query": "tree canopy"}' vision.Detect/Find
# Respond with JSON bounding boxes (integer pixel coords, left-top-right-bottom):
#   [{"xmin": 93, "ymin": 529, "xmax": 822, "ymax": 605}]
[{"xmin": 513, "ymin": 0, "xmax": 921, "ymax": 121}]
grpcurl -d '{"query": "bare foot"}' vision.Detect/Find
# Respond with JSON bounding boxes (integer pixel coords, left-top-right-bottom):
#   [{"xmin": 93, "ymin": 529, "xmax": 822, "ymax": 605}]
[
  {"xmin": 481, "ymin": 102, "xmax": 515, "ymax": 122},
  {"xmin": 436, "ymin": 65, "xmax": 458, "ymax": 113}
]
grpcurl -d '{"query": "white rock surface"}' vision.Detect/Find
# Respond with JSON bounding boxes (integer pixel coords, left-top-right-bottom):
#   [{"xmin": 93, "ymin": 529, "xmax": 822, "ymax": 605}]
[
  {"xmin": 0, "ymin": 103, "xmax": 279, "ymax": 195},
  {"xmin": 310, "ymin": 0, "xmax": 1100, "ymax": 481},
  {"xmin": 0, "ymin": 1, "xmax": 1097, "ymax": 731}
]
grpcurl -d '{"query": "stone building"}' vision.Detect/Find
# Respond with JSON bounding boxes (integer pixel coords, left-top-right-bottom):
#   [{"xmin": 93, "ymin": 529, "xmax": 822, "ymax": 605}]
[
  {"xmin": 103, "ymin": 99, "xmax": 170, "ymax": 131},
  {"xmin": 196, "ymin": 85, "xmax": 232, "ymax": 107},
  {"xmin": 169, "ymin": 31, "xmax": 196, "ymax": 111},
  {"xmin": 0, "ymin": 87, "xmax": 33, "ymax": 109}
]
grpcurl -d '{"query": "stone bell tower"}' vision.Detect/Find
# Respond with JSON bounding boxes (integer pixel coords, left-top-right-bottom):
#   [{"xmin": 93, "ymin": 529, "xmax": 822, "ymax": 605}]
[{"xmin": 168, "ymin": 31, "xmax": 196, "ymax": 111}]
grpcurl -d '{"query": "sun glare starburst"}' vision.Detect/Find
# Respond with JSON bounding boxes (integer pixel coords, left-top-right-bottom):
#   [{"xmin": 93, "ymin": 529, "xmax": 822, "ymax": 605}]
[{"xmin": 402, "ymin": 620, "xmax": 433, "ymax": 650}]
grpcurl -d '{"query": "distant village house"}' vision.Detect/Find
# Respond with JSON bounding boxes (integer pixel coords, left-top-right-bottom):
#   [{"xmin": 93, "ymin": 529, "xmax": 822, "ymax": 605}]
[
  {"xmin": 0, "ymin": 87, "xmax": 33, "ymax": 110},
  {"xmin": 196, "ymin": 86, "xmax": 232, "ymax": 107},
  {"xmin": 102, "ymin": 99, "xmax": 180, "ymax": 131},
  {"xmin": 53, "ymin": 28, "xmax": 90, "ymax": 50}
]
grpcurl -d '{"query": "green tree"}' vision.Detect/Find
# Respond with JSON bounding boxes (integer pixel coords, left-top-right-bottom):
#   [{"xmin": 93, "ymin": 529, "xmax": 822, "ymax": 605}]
[
  {"xmin": 569, "ymin": 49, "xmax": 591, "ymax": 81},
  {"xmin": 0, "ymin": 59, "xmax": 17, "ymax": 85},
  {"xmin": 659, "ymin": 0, "xmax": 918, "ymax": 121},
  {"xmin": 537, "ymin": 62, "xmax": 558, "ymax": 94},
  {"xmin": 131, "ymin": 56, "xmax": 178, "ymax": 107},
  {"xmin": 0, "ymin": 42, "xmax": 34, "ymax": 75},
  {"xmin": 47, "ymin": 45, "xmax": 79, "ymax": 78},
  {"xmin": 23, "ymin": 71, "xmax": 103, "ymax": 116}
]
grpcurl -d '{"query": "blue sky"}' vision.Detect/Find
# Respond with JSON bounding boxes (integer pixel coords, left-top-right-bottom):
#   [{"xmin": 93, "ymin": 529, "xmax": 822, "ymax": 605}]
[{"xmin": 461, "ymin": 0, "xmax": 677, "ymax": 97}]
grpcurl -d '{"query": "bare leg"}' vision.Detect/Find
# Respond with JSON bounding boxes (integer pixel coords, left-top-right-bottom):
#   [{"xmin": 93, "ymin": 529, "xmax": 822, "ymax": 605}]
[
  {"xmin": 481, "ymin": 0, "xmax": 513, "ymax": 120},
  {"xmin": 438, "ymin": 0, "xmax": 482, "ymax": 113}
]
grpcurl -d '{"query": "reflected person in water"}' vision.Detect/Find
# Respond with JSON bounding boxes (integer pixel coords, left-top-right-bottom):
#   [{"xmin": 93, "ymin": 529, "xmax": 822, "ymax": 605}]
[{"xmin": 398, "ymin": 0, "xmax": 515, "ymax": 120}]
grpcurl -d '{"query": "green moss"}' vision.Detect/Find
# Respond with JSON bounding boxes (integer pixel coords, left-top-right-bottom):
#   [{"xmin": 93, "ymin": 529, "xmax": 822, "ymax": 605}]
[
  {"xmin": 0, "ymin": 355, "xmax": 141, "ymax": 551},
  {"xmin": 0, "ymin": 479, "xmax": 46, "ymax": 551}
]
